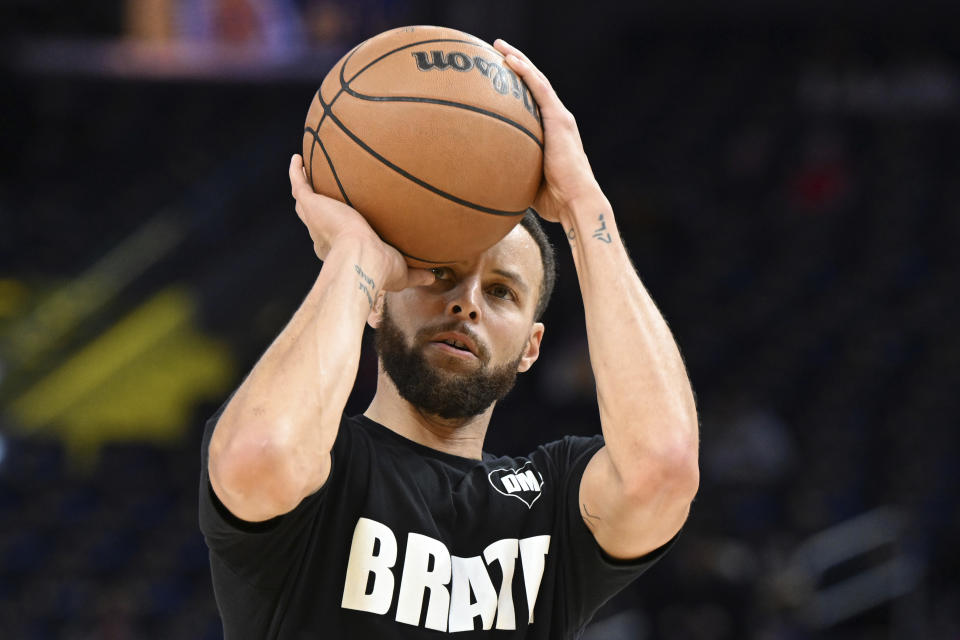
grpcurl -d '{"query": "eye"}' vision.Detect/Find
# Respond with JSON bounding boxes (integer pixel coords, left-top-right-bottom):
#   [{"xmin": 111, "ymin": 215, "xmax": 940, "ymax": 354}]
[
  {"xmin": 488, "ymin": 283, "xmax": 514, "ymax": 300},
  {"xmin": 431, "ymin": 267, "xmax": 451, "ymax": 281}
]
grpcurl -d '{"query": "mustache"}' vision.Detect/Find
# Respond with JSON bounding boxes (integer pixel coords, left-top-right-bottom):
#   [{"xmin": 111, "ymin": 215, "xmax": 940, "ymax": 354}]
[{"xmin": 414, "ymin": 320, "xmax": 489, "ymax": 362}]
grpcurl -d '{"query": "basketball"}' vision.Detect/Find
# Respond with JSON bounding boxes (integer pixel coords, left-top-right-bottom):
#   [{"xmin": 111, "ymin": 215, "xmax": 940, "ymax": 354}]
[{"xmin": 301, "ymin": 25, "xmax": 543, "ymax": 267}]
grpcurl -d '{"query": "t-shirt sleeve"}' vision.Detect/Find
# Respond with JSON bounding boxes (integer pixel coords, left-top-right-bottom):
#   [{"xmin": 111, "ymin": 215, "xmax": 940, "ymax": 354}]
[
  {"xmin": 197, "ymin": 400, "xmax": 354, "ymax": 590},
  {"xmin": 533, "ymin": 435, "xmax": 680, "ymax": 634}
]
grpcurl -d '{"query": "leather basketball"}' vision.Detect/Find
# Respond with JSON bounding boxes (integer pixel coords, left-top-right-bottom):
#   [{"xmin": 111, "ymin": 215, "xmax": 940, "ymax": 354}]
[{"xmin": 302, "ymin": 25, "xmax": 543, "ymax": 267}]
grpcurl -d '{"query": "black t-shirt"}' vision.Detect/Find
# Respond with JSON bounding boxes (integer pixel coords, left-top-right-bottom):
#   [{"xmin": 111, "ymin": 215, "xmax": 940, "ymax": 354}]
[{"xmin": 200, "ymin": 409, "xmax": 674, "ymax": 639}]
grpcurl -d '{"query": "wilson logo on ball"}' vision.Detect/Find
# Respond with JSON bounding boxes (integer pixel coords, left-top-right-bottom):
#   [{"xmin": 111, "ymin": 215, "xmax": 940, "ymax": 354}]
[{"xmin": 411, "ymin": 50, "xmax": 538, "ymax": 118}]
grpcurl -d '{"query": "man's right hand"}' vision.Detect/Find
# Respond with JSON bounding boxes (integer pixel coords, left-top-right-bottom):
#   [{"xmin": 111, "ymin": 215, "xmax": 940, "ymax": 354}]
[
  {"xmin": 288, "ymin": 154, "xmax": 434, "ymax": 292},
  {"xmin": 211, "ymin": 156, "xmax": 434, "ymax": 522}
]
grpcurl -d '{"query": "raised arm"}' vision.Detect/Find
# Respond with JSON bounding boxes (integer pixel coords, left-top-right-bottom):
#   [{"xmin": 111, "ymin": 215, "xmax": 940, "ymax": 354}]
[
  {"xmin": 207, "ymin": 156, "xmax": 433, "ymax": 522},
  {"xmin": 497, "ymin": 41, "xmax": 700, "ymax": 559}
]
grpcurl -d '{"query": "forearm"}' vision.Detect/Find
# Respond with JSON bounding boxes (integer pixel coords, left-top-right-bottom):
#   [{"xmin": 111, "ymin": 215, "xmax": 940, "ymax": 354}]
[
  {"xmin": 210, "ymin": 237, "xmax": 389, "ymax": 517},
  {"xmin": 493, "ymin": 38, "xmax": 696, "ymax": 557},
  {"xmin": 563, "ymin": 194, "xmax": 699, "ymax": 485}
]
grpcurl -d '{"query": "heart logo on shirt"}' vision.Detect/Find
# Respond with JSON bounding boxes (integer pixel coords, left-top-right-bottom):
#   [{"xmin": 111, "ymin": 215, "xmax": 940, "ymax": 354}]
[{"xmin": 487, "ymin": 461, "xmax": 544, "ymax": 509}]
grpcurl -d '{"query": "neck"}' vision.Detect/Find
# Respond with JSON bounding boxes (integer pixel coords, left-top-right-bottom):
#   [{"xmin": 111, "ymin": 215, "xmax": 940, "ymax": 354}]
[{"xmin": 364, "ymin": 372, "xmax": 491, "ymax": 460}]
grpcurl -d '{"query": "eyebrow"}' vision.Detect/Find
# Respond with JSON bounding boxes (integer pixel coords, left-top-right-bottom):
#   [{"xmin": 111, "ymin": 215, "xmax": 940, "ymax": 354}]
[{"xmin": 492, "ymin": 268, "xmax": 529, "ymax": 294}]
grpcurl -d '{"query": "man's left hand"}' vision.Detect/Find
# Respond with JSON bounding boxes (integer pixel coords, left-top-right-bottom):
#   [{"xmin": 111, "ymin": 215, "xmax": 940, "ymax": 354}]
[{"xmin": 494, "ymin": 39, "xmax": 605, "ymax": 224}]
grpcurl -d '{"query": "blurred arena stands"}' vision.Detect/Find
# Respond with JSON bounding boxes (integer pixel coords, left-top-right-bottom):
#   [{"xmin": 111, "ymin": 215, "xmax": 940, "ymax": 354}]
[{"xmin": 1, "ymin": 1, "xmax": 958, "ymax": 638}]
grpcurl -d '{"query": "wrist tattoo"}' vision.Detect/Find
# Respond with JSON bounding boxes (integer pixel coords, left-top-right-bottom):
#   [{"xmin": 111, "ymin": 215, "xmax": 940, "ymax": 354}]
[
  {"xmin": 566, "ymin": 227, "xmax": 576, "ymax": 244},
  {"xmin": 354, "ymin": 264, "xmax": 376, "ymax": 309},
  {"xmin": 592, "ymin": 213, "xmax": 612, "ymax": 243}
]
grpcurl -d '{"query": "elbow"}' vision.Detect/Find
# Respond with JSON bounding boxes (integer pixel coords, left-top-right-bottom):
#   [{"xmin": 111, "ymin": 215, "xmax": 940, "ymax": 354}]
[
  {"xmin": 660, "ymin": 416, "xmax": 700, "ymax": 501},
  {"xmin": 659, "ymin": 447, "xmax": 700, "ymax": 503},
  {"xmin": 674, "ymin": 447, "xmax": 700, "ymax": 503},
  {"xmin": 209, "ymin": 422, "xmax": 319, "ymax": 521},
  {"xmin": 622, "ymin": 436, "xmax": 700, "ymax": 506},
  {"xmin": 669, "ymin": 430, "xmax": 700, "ymax": 502}
]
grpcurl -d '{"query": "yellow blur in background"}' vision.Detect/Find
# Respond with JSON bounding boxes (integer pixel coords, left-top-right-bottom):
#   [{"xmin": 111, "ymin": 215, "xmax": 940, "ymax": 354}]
[{"xmin": 2, "ymin": 281, "xmax": 233, "ymax": 467}]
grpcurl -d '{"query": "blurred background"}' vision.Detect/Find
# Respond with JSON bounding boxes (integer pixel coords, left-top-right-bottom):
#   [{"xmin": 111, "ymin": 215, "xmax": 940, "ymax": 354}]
[{"xmin": 2, "ymin": 0, "xmax": 958, "ymax": 638}]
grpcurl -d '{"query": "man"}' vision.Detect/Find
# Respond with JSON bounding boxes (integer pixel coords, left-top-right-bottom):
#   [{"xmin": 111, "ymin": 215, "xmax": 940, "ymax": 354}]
[{"xmin": 199, "ymin": 39, "xmax": 700, "ymax": 638}]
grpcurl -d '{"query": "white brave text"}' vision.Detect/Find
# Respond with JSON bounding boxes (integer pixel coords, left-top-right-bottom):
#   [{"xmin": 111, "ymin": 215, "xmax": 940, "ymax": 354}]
[{"xmin": 341, "ymin": 517, "xmax": 551, "ymax": 632}]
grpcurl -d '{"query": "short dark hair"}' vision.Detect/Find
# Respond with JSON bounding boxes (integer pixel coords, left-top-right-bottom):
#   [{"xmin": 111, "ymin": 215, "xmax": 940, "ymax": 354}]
[{"xmin": 518, "ymin": 209, "xmax": 556, "ymax": 321}]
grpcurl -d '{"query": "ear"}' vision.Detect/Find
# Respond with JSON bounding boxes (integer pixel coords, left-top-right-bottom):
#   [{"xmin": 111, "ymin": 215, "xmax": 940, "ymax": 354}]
[
  {"xmin": 517, "ymin": 322, "xmax": 545, "ymax": 373},
  {"xmin": 367, "ymin": 291, "xmax": 386, "ymax": 329}
]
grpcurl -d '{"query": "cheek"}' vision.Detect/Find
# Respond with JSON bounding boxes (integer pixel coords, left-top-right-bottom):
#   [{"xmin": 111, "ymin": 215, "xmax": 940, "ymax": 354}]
[
  {"xmin": 390, "ymin": 290, "xmax": 436, "ymax": 321},
  {"xmin": 489, "ymin": 320, "xmax": 532, "ymax": 364},
  {"xmin": 381, "ymin": 295, "xmax": 418, "ymax": 338}
]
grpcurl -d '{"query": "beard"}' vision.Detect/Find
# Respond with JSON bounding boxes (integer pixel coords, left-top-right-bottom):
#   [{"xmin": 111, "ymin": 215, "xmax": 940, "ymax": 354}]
[{"xmin": 374, "ymin": 303, "xmax": 524, "ymax": 420}]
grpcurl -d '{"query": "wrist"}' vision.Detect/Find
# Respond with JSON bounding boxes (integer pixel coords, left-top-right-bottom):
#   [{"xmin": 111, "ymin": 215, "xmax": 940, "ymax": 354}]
[
  {"xmin": 326, "ymin": 233, "xmax": 394, "ymax": 285},
  {"xmin": 558, "ymin": 191, "xmax": 613, "ymax": 230}
]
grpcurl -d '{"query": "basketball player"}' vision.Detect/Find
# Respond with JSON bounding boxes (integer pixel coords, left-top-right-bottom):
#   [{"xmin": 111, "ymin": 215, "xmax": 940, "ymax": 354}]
[{"xmin": 199, "ymin": 39, "xmax": 699, "ymax": 638}]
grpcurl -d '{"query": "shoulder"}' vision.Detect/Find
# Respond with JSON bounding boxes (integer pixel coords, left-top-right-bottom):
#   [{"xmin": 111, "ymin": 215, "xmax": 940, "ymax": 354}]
[
  {"xmin": 480, "ymin": 434, "xmax": 603, "ymax": 481},
  {"xmin": 529, "ymin": 434, "xmax": 605, "ymax": 476}
]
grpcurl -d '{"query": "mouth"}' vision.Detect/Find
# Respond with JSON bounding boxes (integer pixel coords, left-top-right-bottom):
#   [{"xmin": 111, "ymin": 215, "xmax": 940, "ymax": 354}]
[{"xmin": 428, "ymin": 332, "xmax": 480, "ymax": 360}]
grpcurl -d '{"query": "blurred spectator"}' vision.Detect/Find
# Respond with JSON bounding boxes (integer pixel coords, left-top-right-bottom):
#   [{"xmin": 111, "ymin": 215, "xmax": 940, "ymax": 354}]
[{"xmin": 121, "ymin": 0, "xmax": 406, "ymax": 48}]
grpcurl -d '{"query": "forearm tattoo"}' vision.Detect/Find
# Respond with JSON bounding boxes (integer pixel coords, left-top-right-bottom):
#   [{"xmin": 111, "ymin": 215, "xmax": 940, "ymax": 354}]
[{"xmin": 354, "ymin": 264, "xmax": 376, "ymax": 309}]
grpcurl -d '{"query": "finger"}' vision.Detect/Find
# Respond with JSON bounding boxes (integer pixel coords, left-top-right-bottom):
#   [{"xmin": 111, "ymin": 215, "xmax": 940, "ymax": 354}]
[
  {"xmin": 503, "ymin": 53, "xmax": 557, "ymax": 110},
  {"xmin": 495, "ymin": 39, "xmax": 551, "ymax": 89},
  {"xmin": 493, "ymin": 39, "xmax": 533, "ymax": 68},
  {"xmin": 407, "ymin": 268, "xmax": 436, "ymax": 288},
  {"xmin": 289, "ymin": 154, "xmax": 309, "ymax": 197}
]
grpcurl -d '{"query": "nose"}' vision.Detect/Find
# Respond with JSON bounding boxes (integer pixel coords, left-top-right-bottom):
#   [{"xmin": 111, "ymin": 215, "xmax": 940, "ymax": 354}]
[{"xmin": 446, "ymin": 278, "xmax": 482, "ymax": 321}]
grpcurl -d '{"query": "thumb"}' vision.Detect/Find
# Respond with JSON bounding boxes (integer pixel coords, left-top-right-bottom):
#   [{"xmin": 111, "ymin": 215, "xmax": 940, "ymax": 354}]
[
  {"xmin": 289, "ymin": 154, "xmax": 311, "ymax": 196},
  {"xmin": 407, "ymin": 268, "xmax": 436, "ymax": 288}
]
